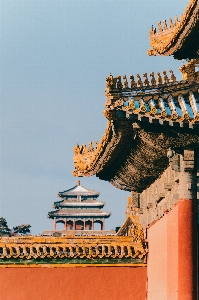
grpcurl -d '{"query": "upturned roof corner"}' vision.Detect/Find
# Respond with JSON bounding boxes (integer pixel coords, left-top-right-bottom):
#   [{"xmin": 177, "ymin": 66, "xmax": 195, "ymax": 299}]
[{"xmin": 148, "ymin": 0, "xmax": 199, "ymax": 59}]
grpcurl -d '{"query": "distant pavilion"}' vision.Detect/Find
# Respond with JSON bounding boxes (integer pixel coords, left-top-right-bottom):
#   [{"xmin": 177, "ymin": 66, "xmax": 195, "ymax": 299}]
[{"xmin": 48, "ymin": 180, "xmax": 111, "ymax": 231}]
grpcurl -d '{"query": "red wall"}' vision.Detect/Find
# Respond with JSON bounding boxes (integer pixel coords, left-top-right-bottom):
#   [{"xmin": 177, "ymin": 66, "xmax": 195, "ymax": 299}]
[
  {"xmin": 0, "ymin": 266, "xmax": 147, "ymax": 300},
  {"xmin": 147, "ymin": 204, "xmax": 178, "ymax": 299},
  {"xmin": 147, "ymin": 199, "xmax": 197, "ymax": 300}
]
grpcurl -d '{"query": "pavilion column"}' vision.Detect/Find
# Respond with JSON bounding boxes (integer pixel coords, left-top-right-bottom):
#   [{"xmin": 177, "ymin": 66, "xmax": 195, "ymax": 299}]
[
  {"xmin": 53, "ymin": 218, "xmax": 56, "ymax": 231},
  {"xmin": 92, "ymin": 219, "xmax": 94, "ymax": 230},
  {"xmin": 83, "ymin": 219, "xmax": 86, "ymax": 230},
  {"xmin": 73, "ymin": 220, "xmax": 75, "ymax": 230},
  {"xmin": 101, "ymin": 219, "xmax": 104, "ymax": 230},
  {"xmin": 64, "ymin": 219, "xmax": 67, "ymax": 231}
]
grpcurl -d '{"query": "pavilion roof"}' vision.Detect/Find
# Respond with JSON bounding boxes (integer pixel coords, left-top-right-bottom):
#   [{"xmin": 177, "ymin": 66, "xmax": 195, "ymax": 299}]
[
  {"xmin": 148, "ymin": 0, "xmax": 199, "ymax": 59},
  {"xmin": 58, "ymin": 181, "xmax": 99, "ymax": 197},
  {"xmin": 54, "ymin": 200, "xmax": 105, "ymax": 208},
  {"xmin": 48, "ymin": 208, "xmax": 111, "ymax": 218},
  {"xmin": 73, "ymin": 70, "xmax": 199, "ymax": 192}
]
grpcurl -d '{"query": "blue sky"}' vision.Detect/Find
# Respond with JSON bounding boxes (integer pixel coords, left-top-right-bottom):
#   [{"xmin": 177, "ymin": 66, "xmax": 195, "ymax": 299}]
[{"xmin": 1, "ymin": 0, "xmax": 188, "ymax": 234}]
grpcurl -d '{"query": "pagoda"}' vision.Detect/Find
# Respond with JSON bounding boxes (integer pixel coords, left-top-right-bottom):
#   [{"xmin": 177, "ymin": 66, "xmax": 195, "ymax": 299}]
[{"xmin": 48, "ymin": 180, "xmax": 111, "ymax": 231}]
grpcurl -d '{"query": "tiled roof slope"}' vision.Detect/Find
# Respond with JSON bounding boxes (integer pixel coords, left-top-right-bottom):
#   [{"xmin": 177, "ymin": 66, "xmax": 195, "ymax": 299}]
[
  {"xmin": 54, "ymin": 200, "xmax": 105, "ymax": 209},
  {"xmin": 58, "ymin": 183, "xmax": 99, "ymax": 197},
  {"xmin": 48, "ymin": 208, "xmax": 111, "ymax": 218},
  {"xmin": 73, "ymin": 67, "xmax": 199, "ymax": 192}
]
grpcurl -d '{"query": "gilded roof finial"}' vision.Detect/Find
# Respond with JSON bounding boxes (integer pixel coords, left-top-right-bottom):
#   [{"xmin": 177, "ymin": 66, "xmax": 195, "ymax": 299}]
[
  {"xmin": 157, "ymin": 72, "xmax": 163, "ymax": 85},
  {"xmin": 179, "ymin": 59, "xmax": 196, "ymax": 81},
  {"xmin": 116, "ymin": 76, "xmax": 122, "ymax": 89},
  {"xmin": 163, "ymin": 20, "xmax": 168, "ymax": 30},
  {"xmin": 130, "ymin": 75, "xmax": 136, "ymax": 89},
  {"xmin": 88, "ymin": 142, "xmax": 94, "ymax": 152},
  {"xmin": 82, "ymin": 144, "xmax": 88, "ymax": 154},
  {"xmin": 149, "ymin": 25, "xmax": 156, "ymax": 35},
  {"xmin": 157, "ymin": 21, "xmax": 163, "ymax": 32},
  {"xmin": 169, "ymin": 18, "xmax": 174, "ymax": 28},
  {"xmin": 162, "ymin": 71, "xmax": 169, "ymax": 84},
  {"xmin": 94, "ymin": 141, "xmax": 99, "ymax": 149},
  {"xmin": 150, "ymin": 72, "xmax": 156, "ymax": 86},
  {"xmin": 73, "ymin": 144, "xmax": 81, "ymax": 155},
  {"xmin": 136, "ymin": 74, "xmax": 143, "ymax": 87},
  {"xmin": 169, "ymin": 70, "xmax": 176, "ymax": 82},
  {"xmin": 77, "ymin": 180, "xmax": 80, "ymax": 186},
  {"xmin": 143, "ymin": 73, "xmax": 150, "ymax": 86},
  {"xmin": 174, "ymin": 16, "xmax": 179, "ymax": 26},
  {"xmin": 123, "ymin": 75, "xmax": 129, "ymax": 88}
]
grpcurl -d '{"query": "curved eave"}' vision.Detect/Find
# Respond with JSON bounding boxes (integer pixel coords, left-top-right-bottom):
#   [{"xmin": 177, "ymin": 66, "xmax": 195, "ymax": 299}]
[
  {"xmin": 58, "ymin": 185, "xmax": 99, "ymax": 197},
  {"xmin": 73, "ymin": 120, "xmax": 135, "ymax": 178},
  {"xmin": 73, "ymin": 80, "xmax": 199, "ymax": 192},
  {"xmin": 58, "ymin": 192, "xmax": 99, "ymax": 197},
  {"xmin": 148, "ymin": 0, "xmax": 199, "ymax": 59},
  {"xmin": 48, "ymin": 211, "xmax": 111, "ymax": 218},
  {"xmin": 55, "ymin": 203, "xmax": 105, "ymax": 209}
]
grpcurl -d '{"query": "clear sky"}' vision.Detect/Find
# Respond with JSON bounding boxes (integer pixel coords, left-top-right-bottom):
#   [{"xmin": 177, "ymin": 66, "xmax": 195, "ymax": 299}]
[{"xmin": 1, "ymin": 0, "xmax": 188, "ymax": 234}]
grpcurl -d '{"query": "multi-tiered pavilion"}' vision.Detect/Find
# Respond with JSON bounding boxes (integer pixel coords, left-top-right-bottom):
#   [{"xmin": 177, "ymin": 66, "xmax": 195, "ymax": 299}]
[{"xmin": 48, "ymin": 180, "xmax": 111, "ymax": 231}]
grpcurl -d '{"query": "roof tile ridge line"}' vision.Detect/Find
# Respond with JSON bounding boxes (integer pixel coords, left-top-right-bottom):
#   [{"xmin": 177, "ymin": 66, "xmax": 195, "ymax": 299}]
[
  {"xmin": 76, "ymin": 184, "xmax": 100, "ymax": 195},
  {"xmin": 149, "ymin": 0, "xmax": 199, "ymax": 55},
  {"xmin": 58, "ymin": 185, "xmax": 78, "ymax": 194},
  {"xmin": 162, "ymin": 0, "xmax": 199, "ymax": 55},
  {"xmin": 59, "ymin": 185, "xmax": 100, "ymax": 195},
  {"xmin": 116, "ymin": 216, "xmax": 131, "ymax": 235},
  {"xmin": 150, "ymin": 0, "xmax": 197, "ymax": 37},
  {"xmin": 105, "ymin": 75, "xmax": 197, "ymax": 99}
]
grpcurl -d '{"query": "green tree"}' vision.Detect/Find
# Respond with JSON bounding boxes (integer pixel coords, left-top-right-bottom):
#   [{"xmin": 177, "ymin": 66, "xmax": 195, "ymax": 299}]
[
  {"xmin": 0, "ymin": 217, "xmax": 11, "ymax": 236},
  {"xmin": 13, "ymin": 224, "xmax": 31, "ymax": 235}
]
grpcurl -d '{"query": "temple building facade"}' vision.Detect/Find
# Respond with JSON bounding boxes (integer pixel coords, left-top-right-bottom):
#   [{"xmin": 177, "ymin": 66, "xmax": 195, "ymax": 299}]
[{"xmin": 48, "ymin": 180, "xmax": 111, "ymax": 231}]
